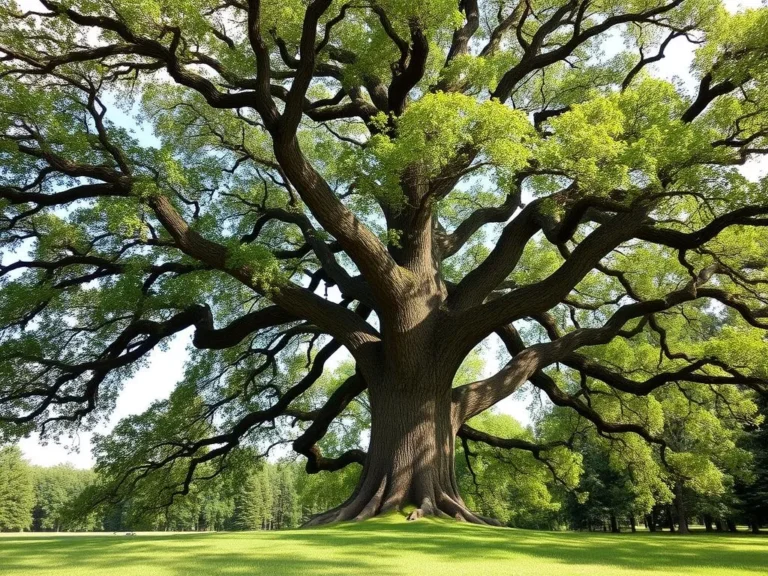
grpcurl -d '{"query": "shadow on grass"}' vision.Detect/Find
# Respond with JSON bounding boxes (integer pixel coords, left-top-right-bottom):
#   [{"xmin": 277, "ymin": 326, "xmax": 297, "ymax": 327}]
[
  {"xmin": 288, "ymin": 519, "xmax": 768, "ymax": 572},
  {"xmin": 1, "ymin": 516, "xmax": 766, "ymax": 575},
  {"xmin": 0, "ymin": 533, "xmax": 372, "ymax": 576}
]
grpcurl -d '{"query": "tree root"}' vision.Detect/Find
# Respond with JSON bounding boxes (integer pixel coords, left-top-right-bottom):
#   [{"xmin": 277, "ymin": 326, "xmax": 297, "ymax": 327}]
[
  {"xmin": 302, "ymin": 475, "xmax": 386, "ymax": 527},
  {"xmin": 304, "ymin": 484, "xmax": 502, "ymax": 527},
  {"xmin": 405, "ymin": 494, "xmax": 502, "ymax": 525}
]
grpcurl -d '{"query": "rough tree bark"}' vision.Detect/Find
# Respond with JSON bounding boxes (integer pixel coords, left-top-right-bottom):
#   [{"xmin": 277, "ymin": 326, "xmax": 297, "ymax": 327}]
[{"xmin": 305, "ymin": 356, "xmax": 502, "ymax": 525}]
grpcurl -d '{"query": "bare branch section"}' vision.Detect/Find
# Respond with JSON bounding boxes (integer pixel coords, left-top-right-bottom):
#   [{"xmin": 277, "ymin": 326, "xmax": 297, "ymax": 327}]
[
  {"xmin": 453, "ymin": 266, "xmax": 768, "ymax": 427},
  {"xmin": 458, "ymin": 423, "xmax": 568, "ymax": 455},
  {"xmin": 292, "ymin": 372, "xmax": 368, "ymax": 472}
]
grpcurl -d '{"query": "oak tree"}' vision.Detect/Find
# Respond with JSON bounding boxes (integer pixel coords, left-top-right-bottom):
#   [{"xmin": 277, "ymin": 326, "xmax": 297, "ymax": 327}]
[{"xmin": 1, "ymin": 0, "xmax": 768, "ymax": 525}]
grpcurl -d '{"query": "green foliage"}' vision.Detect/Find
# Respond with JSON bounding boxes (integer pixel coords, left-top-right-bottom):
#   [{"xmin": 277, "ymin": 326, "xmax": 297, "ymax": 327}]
[
  {"xmin": 733, "ymin": 396, "xmax": 768, "ymax": 527},
  {"xmin": 230, "ymin": 462, "xmax": 300, "ymax": 530},
  {"xmin": 226, "ymin": 242, "xmax": 285, "ymax": 292},
  {"xmin": 0, "ymin": 446, "xmax": 34, "ymax": 531},
  {"xmin": 32, "ymin": 465, "xmax": 97, "ymax": 531},
  {"xmin": 538, "ymin": 79, "xmax": 724, "ymax": 194},
  {"xmin": 296, "ymin": 465, "xmax": 362, "ymax": 518},
  {"xmin": 232, "ymin": 471, "xmax": 265, "ymax": 531},
  {"xmin": 358, "ymin": 93, "xmax": 532, "ymax": 204},
  {"xmin": 457, "ymin": 411, "xmax": 579, "ymax": 527},
  {"xmin": 695, "ymin": 6, "xmax": 768, "ymax": 82}
]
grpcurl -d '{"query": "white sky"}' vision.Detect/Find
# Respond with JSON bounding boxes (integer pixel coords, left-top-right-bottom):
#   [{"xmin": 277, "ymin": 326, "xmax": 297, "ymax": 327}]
[{"xmin": 16, "ymin": 0, "xmax": 767, "ymax": 468}]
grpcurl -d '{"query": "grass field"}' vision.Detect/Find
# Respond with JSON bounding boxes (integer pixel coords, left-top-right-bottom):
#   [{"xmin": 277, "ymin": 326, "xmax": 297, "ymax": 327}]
[{"xmin": 1, "ymin": 514, "xmax": 766, "ymax": 576}]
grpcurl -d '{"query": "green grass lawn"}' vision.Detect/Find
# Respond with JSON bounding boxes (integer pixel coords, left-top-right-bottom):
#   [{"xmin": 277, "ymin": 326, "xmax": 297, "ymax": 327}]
[{"xmin": 1, "ymin": 514, "xmax": 766, "ymax": 576}]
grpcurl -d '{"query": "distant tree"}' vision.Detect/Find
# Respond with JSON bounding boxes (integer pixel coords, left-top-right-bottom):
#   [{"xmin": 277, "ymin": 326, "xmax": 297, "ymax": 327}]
[
  {"xmin": 274, "ymin": 465, "xmax": 301, "ymax": 529},
  {"xmin": 32, "ymin": 465, "xmax": 97, "ymax": 531},
  {"xmin": 456, "ymin": 410, "xmax": 576, "ymax": 528},
  {"xmin": 100, "ymin": 500, "xmax": 128, "ymax": 532},
  {"xmin": 197, "ymin": 481, "xmax": 235, "ymax": 532},
  {"xmin": 296, "ymin": 465, "xmax": 362, "ymax": 522},
  {"xmin": 564, "ymin": 436, "xmax": 658, "ymax": 532},
  {"xmin": 547, "ymin": 365, "xmax": 757, "ymax": 533},
  {"xmin": 655, "ymin": 384, "xmax": 756, "ymax": 534},
  {"xmin": 733, "ymin": 396, "xmax": 768, "ymax": 533},
  {"xmin": 0, "ymin": 446, "xmax": 34, "ymax": 531},
  {"xmin": 232, "ymin": 469, "xmax": 265, "ymax": 531}
]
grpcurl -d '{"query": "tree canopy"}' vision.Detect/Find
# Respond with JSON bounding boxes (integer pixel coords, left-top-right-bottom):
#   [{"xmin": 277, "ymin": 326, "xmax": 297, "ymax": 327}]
[{"xmin": 1, "ymin": 0, "xmax": 767, "ymax": 525}]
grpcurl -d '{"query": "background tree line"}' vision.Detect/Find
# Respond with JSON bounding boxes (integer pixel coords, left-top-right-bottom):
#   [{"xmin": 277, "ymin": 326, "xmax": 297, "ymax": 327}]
[
  {"xmin": 456, "ymin": 393, "xmax": 768, "ymax": 534},
  {"xmin": 0, "ymin": 444, "xmax": 358, "ymax": 532},
  {"xmin": 2, "ymin": 392, "xmax": 766, "ymax": 533}
]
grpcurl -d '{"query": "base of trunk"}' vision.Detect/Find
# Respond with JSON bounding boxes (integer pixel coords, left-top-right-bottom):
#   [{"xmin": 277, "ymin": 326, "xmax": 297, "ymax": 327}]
[
  {"xmin": 303, "ymin": 469, "xmax": 501, "ymax": 527},
  {"xmin": 304, "ymin": 494, "xmax": 501, "ymax": 527},
  {"xmin": 304, "ymin": 377, "xmax": 502, "ymax": 527}
]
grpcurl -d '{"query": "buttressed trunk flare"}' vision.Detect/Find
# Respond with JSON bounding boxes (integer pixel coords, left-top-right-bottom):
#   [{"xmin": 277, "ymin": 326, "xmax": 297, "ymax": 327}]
[{"xmin": 305, "ymin": 370, "xmax": 497, "ymax": 526}]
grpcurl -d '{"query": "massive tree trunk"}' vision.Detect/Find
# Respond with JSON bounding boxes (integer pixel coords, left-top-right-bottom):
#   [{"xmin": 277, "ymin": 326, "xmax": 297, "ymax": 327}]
[
  {"xmin": 305, "ymin": 369, "xmax": 497, "ymax": 526},
  {"xmin": 303, "ymin": 343, "xmax": 506, "ymax": 526},
  {"xmin": 300, "ymin": 197, "xmax": 509, "ymax": 528}
]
